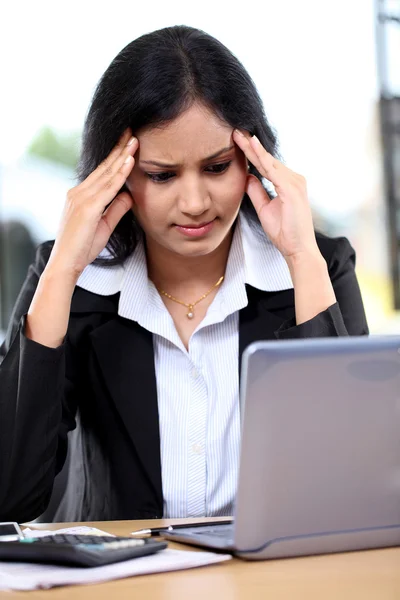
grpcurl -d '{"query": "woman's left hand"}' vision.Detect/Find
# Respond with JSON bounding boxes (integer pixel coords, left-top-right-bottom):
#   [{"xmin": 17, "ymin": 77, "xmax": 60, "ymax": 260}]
[{"xmin": 233, "ymin": 129, "xmax": 320, "ymax": 263}]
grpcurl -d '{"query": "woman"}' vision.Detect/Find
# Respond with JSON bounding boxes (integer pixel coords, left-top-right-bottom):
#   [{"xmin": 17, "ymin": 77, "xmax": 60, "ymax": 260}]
[{"xmin": 0, "ymin": 25, "xmax": 368, "ymax": 523}]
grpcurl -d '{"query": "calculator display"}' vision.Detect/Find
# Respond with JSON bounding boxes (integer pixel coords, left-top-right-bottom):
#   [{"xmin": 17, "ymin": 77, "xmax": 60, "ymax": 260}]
[
  {"xmin": 0, "ymin": 524, "xmax": 20, "ymax": 536},
  {"xmin": 0, "ymin": 522, "xmax": 23, "ymax": 540}
]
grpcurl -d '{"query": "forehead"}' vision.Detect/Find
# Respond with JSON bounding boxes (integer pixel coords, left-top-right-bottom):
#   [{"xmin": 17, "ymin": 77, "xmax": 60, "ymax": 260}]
[{"xmin": 137, "ymin": 103, "xmax": 233, "ymax": 162}]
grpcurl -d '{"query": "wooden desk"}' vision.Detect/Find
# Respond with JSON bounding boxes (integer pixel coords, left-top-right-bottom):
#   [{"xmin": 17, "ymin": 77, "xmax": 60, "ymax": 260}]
[{"xmin": 4, "ymin": 519, "xmax": 399, "ymax": 600}]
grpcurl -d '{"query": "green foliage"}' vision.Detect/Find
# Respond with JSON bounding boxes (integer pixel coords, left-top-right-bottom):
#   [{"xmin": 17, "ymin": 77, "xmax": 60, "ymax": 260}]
[{"xmin": 27, "ymin": 126, "xmax": 81, "ymax": 169}]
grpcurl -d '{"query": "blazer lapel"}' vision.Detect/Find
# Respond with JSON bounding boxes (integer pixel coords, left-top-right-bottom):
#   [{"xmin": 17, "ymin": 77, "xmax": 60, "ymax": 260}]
[
  {"xmin": 90, "ymin": 317, "xmax": 162, "ymax": 501},
  {"xmin": 71, "ymin": 287, "xmax": 162, "ymax": 503}
]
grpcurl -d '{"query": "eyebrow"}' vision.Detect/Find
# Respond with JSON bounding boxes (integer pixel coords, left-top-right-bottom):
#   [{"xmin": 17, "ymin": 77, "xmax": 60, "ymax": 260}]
[{"xmin": 139, "ymin": 144, "xmax": 235, "ymax": 168}]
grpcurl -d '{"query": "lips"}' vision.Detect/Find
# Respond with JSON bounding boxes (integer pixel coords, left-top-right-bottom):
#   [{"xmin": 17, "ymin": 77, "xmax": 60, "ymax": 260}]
[
  {"xmin": 175, "ymin": 219, "xmax": 215, "ymax": 229},
  {"xmin": 174, "ymin": 218, "xmax": 216, "ymax": 238}
]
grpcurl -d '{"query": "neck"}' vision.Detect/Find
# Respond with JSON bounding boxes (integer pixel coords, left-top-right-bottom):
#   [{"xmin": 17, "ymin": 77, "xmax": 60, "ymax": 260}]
[{"xmin": 146, "ymin": 231, "xmax": 232, "ymax": 294}]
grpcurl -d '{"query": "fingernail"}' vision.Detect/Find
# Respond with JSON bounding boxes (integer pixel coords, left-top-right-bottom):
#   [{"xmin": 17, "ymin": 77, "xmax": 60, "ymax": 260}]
[
  {"xmin": 124, "ymin": 155, "xmax": 133, "ymax": 164},
  {"xmin": 234, "ymin": 128, "xmax": 245, "ymax": 137},
  {"xmin": 127, "ymin": 136, "xmax": 136, "ymax": 146},
  {"xmin": 251, "ymin": 135, "xmax": 261, "ymax": 145}
]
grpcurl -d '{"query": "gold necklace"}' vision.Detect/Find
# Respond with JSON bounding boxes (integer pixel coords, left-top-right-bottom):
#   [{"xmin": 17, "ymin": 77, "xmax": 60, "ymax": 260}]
[{"xmin": 158, "ymin": 276, "xmax": 224, "ymax": 319}]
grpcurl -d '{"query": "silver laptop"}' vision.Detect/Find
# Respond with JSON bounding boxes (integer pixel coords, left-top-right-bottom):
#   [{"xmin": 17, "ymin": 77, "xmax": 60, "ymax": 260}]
[{"xmin": 164, "ymin": 336, "xmax": 400, "ymax": 559}]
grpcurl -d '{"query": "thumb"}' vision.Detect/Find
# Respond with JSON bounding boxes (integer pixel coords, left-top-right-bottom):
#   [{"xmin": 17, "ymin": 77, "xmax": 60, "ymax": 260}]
[
  {"xmin": 102, "ymin": 191, "xmax": 134, "ymax": 234},
  {"xmin": 246, "ymin": 175, "xmax": 271, "ymax": 218}
]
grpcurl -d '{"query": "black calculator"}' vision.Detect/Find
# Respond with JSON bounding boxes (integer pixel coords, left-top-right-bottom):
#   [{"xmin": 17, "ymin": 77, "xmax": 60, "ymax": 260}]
[{"xmin": 0, "ymin": 533, "xmax": 168, "ymax": 567}]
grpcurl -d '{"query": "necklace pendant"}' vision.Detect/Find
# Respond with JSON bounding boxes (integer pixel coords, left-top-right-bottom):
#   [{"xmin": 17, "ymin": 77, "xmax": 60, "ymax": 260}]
[{"xmin": 187, "ymin": 306, "xmax": 194, "ymax": 319}]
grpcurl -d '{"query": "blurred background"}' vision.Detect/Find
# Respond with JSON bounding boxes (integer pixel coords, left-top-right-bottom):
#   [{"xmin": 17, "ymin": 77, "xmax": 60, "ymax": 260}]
[{"xmin": 1, "ymin": 0, "xmax": 400, "ymax": 340}]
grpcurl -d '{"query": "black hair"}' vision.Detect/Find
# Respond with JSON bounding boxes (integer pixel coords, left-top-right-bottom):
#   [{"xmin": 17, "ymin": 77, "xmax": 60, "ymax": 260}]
[{"xmin": 77, "ymin": 25, "xmax": 280, "ymax": 265}]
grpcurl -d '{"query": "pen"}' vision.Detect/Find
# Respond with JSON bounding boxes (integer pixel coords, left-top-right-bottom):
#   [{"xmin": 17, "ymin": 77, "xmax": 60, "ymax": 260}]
[{"xmin": 131, "ymin": 519, "xmax": 233, "ymax": 537}]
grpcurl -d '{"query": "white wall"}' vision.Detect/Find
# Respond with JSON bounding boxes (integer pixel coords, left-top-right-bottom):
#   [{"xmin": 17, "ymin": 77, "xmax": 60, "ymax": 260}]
[
  {"xmin": 1, "ymin": 0, "xmax": 380, "ymax": 214},
  {"xmin": 1, "ymin": 0, "xmax": 392, "ymax": 306}
]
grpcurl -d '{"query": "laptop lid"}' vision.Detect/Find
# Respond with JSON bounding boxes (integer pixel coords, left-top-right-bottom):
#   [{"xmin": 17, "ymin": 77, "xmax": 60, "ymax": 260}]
[{"xmin": 234, "ymin": 336, "xmax": 400, "ymax": 557}]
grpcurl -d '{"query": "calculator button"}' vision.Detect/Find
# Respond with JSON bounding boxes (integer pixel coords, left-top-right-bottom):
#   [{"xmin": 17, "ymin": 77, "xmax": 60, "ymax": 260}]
[{"xmin": 105, "ymin": 540, "xmax": 145, "ymax": 549}]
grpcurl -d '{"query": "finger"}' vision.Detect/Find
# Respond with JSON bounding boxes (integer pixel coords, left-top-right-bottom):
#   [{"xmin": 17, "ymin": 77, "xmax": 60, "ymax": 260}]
[
  {"xmin": 74, "ymin": 148, "xmax": 137, "ymax": 214},
  {"xmin": 249, "ymin": 136, "xmax": 297, "ymax": 189},
  {"xmin": 91, "ymin": 152, "xmax": 137, "ymax": 209},
  {"xmin": 96, "ymin": 129, "xmax": 133, "ymax": 174},
  {"xmin": 82, "ymin": 129, "xmax": 134, "ymax": 188},
  {"xmin": 234, "ymin": 130, "xmax": 289, "ymax": 189},
  {"xmin": 92, "ymin": 137, "xmax": 138, "ymax": 195},
  {"xmin": 233, "ymin": 129, "xmax": 296, "ymax": 190},
  {"xmin": 101, "ymin": 191, "xmax": 134, "ymax": 234},
  {"xmin": 246, "ymin": 175, "xmax": 271, "ymax": 218},
  {"xmin": 233, "ymin": 129, "xmax": 265, "ymax": 173}
]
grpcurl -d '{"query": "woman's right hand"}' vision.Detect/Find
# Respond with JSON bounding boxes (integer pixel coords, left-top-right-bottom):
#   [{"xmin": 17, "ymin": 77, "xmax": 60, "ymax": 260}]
[{"xmin": 47, "ymin": 129, "xmax": 139, "ymax": 280}]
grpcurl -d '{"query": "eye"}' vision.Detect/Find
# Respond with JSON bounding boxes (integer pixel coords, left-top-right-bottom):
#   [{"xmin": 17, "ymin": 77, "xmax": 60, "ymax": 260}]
[
  {"xmin": 146, "ymin": 171, "xmax": 175, "ymax": 183},
  {"xmin": 145, "ymin": 160, "xmax": 232, "ymax": 184},
  {"xmin": 205, "ymin": 161, "xmax": 232, "ymax": 174}
]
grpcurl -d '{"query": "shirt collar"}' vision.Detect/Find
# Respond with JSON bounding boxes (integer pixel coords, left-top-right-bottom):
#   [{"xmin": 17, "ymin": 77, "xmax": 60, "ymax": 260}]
[{"xmin": 76, "ymin": 211, "xmax": 293, "ymax": 323}]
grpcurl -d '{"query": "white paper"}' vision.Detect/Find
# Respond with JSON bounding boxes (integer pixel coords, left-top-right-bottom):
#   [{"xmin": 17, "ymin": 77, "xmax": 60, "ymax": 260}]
[
  {"xmin": 0, "ymin": 549, "xmax": 231, "ymax": 591},
  {"xmin": 0, "ymin": 526, "xmax": 231, "ymax": 591},
  {"xmin": 22, "ymin": 526, "xmax": 114, "ymax": 538}
]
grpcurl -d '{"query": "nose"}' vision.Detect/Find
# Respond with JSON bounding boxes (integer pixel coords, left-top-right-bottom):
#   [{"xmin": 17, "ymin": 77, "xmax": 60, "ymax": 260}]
[{"xmin": 177, "ymin": 174, "xmax": 211, "ymax": 216}]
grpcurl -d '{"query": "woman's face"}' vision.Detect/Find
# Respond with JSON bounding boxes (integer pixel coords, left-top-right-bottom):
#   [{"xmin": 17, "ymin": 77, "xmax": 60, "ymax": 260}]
[{"xmin": 126, "ymin": 103, "xmax": 248, "ymax": 258}]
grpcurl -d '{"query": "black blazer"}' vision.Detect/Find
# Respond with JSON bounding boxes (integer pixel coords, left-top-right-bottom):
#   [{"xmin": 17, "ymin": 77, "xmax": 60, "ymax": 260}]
[{"xmin": 0, "ymin": 234, "xmax": 368, "ymax": 523}]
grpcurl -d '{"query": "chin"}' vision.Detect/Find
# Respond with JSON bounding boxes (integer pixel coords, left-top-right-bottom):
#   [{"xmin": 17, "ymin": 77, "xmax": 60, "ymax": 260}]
[
  {"xmin": 173, "ymin": 241, "xmax": 221, "ymax": 258},
  {"xmin": 168, "ymin": 233, "xmax": 228, "ymax": 258}
]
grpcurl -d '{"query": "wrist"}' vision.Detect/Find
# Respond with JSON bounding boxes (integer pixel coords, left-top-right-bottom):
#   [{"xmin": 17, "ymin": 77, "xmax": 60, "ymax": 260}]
[
  {"xmin": 285, "ymin": 248, "xmax": 326, "ymax": 280},
  {"xmin": 41, "ymin": 262, "xmax": 80, "ymax": 290},
  {"xmin": 27, "ymin": 264, "xmax": 77, "ymax": 348},
  {"xmin": 285, "ymin": 248, "xmax": 336, "ymax": 325},
  {"xmin": 42, "ymin": 256, "xmax": 82, "ymax": 285}
]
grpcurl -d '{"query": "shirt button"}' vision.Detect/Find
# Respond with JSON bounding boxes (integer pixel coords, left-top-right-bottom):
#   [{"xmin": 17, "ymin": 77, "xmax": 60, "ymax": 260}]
[
  {"xmin": 192, "ymin": 443, "xmax": 204, "ymax": 455},
  {"xmin": 191, "ymin": 367, "xmax": 199, "ymax": 379}
]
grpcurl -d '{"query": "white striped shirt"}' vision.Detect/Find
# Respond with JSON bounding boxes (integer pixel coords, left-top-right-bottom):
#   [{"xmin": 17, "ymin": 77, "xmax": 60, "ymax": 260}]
[{"xmin": 77, "ymin": 211, "xmax": 293, "ymax": 518}]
